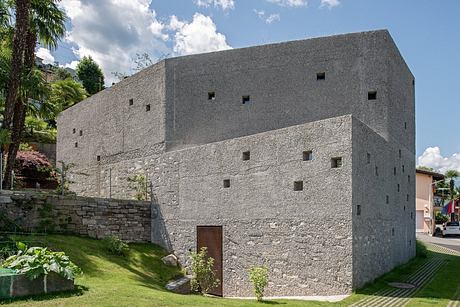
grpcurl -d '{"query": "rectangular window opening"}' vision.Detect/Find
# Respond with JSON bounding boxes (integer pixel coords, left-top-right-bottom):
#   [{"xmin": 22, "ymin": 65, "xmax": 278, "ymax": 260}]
[
  {"xmin": 408, "ymin": 175, "xmax": 411, "ymax": 183},
  {"xmin": 367, "ymin": 153, "xmax": 371, "ymax": 164},
  {"xmin": 404, "ymin": 122, "xmax": 407, "ymax": 130},
  {"xmin": 375, "ymin": 166, "xmax": 379, "ymax": 176},
  {"xmin": 397, "ymin": 184, "xmax": 400, "ymax": 192},
  {"xmin": 316, "ymin": 72, "xmax": 325, "ymax": 80},
  {"xmin": 399, "ymin": 149, "xmax": 402, "ymax": 158},
  {"xmin": 303, "ymin": 150, "xmax": 313, "ymax": 161},
  {"xmin": 223, "ymin": 179, "xmax": 230, "ymax": 188},
  {"xmin": 242, "ymin": 151, "xmax": 250, "ymax": 161},
  {"xmin": 208, "ymin": 92, "xmax": 216, "ymax": 100},
  {"xmin": 72, "ymin": 128, "xmax": 76, "ymax": 134},
  {"xmin": 392, "ymin": 228, "xmax": 395, "ymax": 236},
  {"xmin": 74, "ymin": 142, "xmax": 78, "ymax": 148},
  {"xmin": 368, "ymin": 91, "xmax": 377, "ymax": 100},
  {"xmin": 294, "ymin": 181, "xmax": 303, "ymax": 191},
  {"xmin": 79, "ymin": 130, "xmax": 83, "ymax": 136},
  {"xmin": 406, "ymin": 194, "xmax": 409, "ymax": 201},
  {"xmin": 357, "ymin": 205, "xmax": 361, "ymax": 216},
  {"xmin": 402, "ymin": 165, "xmax": 405, "ymax": 173},
  {"xmin": 129, "ymin": 98, "xmax": 134, "ymax": 106},
  {"xmin": 394, "ymin": 167, "xmax": 397, "ymax": 176},
  {"xmin": 242, "ymin": 95, "xmax": 250, "ymax": 104},
  {"xmin": 146, "ymin": 104, "xmax": 151, "ymax": 111},
  {"xmin": 331, "ymin": 157, "xmax": 342, "ymax": 168},
  {"xmin": 386, "ymin": 195, "xmax": 389, "ymax": 204},
  {"xmin": 97, "ymin": 155, "xmax": 101, "ymax": 161}
]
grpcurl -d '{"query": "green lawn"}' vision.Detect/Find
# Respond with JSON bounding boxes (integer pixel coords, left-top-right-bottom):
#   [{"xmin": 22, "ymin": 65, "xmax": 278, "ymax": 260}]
[{"xmin": 0, "ymin": 235, "xmax": 458, "ymax": 306}]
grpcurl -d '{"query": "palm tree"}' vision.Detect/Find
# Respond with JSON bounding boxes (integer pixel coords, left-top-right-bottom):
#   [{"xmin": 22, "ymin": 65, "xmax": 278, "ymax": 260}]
[{"xmin": 3, "ymin": 0, "xmax": 66, "ymax": 188}]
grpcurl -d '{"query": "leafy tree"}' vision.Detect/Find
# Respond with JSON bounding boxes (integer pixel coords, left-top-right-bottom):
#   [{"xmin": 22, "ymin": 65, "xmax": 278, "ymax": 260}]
[
  {"xmin": 3, "ymin": 0, "xmax": 66, "ymax": 188},
  {"xmin": 76, "ymin": 56, "xmax": 104, "ymax": 95},
  {"xmin": 53, "ymin": 67, "xmax": 72, "ymax": 81},
  {"xmin": 50, "ymin": 78, "xmax": 87, "ymax": 112},
  {"xmin": 416, "ymin": 166, "xmax": 434, "ymax": 172}
]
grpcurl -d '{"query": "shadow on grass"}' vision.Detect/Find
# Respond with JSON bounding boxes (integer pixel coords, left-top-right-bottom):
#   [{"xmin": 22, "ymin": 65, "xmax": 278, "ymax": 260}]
[
  {"xmin": 349, "ymin": 243, "xmax": 460, "ymax": 303},
  {"xmin": 0, "ymin": 285, "xmax": 88, "ymax": 304},
  {"xmin": 10, "ymin": 234, "xmax": 182, "ymax": 293}
]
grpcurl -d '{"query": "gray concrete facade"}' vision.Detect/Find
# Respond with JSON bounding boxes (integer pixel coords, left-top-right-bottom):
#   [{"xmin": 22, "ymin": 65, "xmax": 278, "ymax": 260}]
[{"xmin": 57, "ymin": 30, "xmax": 415, "ymax": 297}]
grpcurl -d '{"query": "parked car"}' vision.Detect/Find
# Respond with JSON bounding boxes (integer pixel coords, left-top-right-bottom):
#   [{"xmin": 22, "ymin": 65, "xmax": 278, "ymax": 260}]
[{"xmin": 442, "ymin": 221, "xmax": 460, "ymax": 237}]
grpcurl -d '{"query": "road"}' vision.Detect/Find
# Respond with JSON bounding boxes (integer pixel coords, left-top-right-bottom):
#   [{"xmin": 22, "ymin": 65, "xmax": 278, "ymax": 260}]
[{"xmin": 417, "ymin": 233, "xmax": 460, "ymax": 252}]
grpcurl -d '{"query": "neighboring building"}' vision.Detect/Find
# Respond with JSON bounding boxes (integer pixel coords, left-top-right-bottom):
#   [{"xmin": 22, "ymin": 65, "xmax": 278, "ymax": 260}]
[
  {"xmin": 35, "ymin": 57, "xmax": 78, "ymax": 83},
  {"xmin": 415, "ymin": 169, "xmax": 444, "ymax": 234},
  {"xmin": 56, "ymin": 30, "xmax": 416, "ymax": 297}
]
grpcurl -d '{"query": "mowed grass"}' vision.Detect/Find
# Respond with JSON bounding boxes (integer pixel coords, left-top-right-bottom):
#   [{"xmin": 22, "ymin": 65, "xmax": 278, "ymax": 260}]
[{"xmin": 0, "ymin": 236, "xmax": 458, "ymax": 306}]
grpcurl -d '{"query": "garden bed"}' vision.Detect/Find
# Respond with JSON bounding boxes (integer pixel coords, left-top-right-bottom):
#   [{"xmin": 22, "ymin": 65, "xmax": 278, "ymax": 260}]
[{"xmin": 0, "ymin": 270, "xmax": 74, "ymax": 299}]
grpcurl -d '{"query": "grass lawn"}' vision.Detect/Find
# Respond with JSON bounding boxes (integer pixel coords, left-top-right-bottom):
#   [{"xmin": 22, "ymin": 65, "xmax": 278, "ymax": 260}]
[{"xmin": 0, "ymin": 235, "xmax": 458, "ymax": 306}]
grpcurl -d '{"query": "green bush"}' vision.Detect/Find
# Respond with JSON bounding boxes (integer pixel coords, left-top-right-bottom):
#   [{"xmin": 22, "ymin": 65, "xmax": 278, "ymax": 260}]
[
  {"xmin": 189, "ymin": 247, "xmax": 220, "ymax": 295},
  {"xmin": 103, "ymin": 235, "xmax": 129, "ymax": 257},
  {"xmin": 416, "ymin": 241, "xmax": 428, "ymax": 258},
  {"xmin": 249, "ymin": 266, "xmax": 269, "ymax": 301},
  {"xmin": 435, "ymin": 212, "xmax": 449, "ymax": 225},
  {"xmin": 1, "ymin": 242, "xmax": 81, "ymax": 280}
]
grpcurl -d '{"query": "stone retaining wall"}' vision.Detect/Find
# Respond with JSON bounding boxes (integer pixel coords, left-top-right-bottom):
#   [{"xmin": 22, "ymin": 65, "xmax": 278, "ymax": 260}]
[{"xmin": 0, "ymin": 191, "xmax": 151, "ymax": 242}]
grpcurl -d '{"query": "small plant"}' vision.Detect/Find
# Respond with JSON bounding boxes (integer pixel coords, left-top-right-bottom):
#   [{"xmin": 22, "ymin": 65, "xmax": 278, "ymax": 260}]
[
  {"xmin": 2, "ymin": 242, "xmax": 82, "ymax": 280},
  {"xmin": 435, "ymin": 212, "xmax": 449, "ymax": 225},
  {"xmin": 103, "ymin": 235, "xmax": 129, "ymax": 257},
  {"xmin": 189, "ymin": 247, "xmax": 220, "ymax": 295},
  {"xmin": 249, "ymin": 265, "xmax": 269, "ymax": 301},
  {"xmin": 127, "ymin": 174, "xmax": 148, "ymax": 200}
]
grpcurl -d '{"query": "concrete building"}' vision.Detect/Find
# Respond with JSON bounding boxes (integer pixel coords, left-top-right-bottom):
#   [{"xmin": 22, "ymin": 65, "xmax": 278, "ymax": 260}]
[
  {"xmin": 57, "ymin": 30, "xmax": 416, "ymax": 297},
  {"xmin": 415, "ymin": 169, "xmax": 444, "ymax": 234}
]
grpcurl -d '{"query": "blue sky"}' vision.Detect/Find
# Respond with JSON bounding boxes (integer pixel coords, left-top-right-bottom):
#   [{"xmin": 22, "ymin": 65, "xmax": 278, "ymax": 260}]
[{"xmin": 40, "ymin": 0, "xmax": 460, "ymax": 172}]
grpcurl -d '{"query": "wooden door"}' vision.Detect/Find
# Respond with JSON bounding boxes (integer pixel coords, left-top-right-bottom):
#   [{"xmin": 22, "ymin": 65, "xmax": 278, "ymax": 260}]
[{"xmin": 196, "ymin": 226, "xmax": 223, "ymax": 296}]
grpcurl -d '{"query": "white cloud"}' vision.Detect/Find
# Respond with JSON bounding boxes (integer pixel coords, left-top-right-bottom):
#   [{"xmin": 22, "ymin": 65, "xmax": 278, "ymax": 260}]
[
  {"xmin": 171, "ymin": 13, "xmax": 231, "ymax": 56},
  {"xmin": 195, "ymin": 0, "xmax": 235, "ymax": 10},
  {"xmin": 267, "ymin": 0, "xmax": 307, "ymax": 7},
  {"xmin": 62, "ymin": 60, "xmax": 79, "ymax": 70},
  {"xmin": 320, "ymin": 0, "xmax": 340, "ymax": 8},
  {"xmin": 35, "ymin": 47, "xmax": 55, "ymax": 64},
  {"xmin": 59, "ymin": 0, "xmax": 170, "ymax": 84},
  {"xmin": 253, "ymin": 10, "xmax": 280, "ymax": 24},
  {"xmin": 418, "ymin": 147, "xmax": 460, "ymax": 173}
]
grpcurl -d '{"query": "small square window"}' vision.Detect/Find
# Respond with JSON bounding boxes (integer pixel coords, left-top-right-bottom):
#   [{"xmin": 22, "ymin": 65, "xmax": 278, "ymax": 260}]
[
  {"xmin": 357, "ymin": 205, "xmax": 361, "ymax": 216},
  {"xmin": 79, "ymin": 130, "xmax": 83, "ymax": 136},
  {"xmin": 316, "ymin": 72, "xmax": 325, "ymax": 80},
  {"xmin": 74, "ymin": 142, "xmax": 78, "ymax": 148},
  {"xmin": 146, "ymin": 104, "xmax": 151, "ymax": 111},
  {"xmin": 242, "ymin": 151, "xmax": 250, "ymax": 161},
  {"xmin": 294, "ymin": 181, "xmax": 303, "ymax": 191},
  {"xmin": 208, "ymin": 92, "xmax": 216, "ymax": 100},
  {"xmin": 223, "ymin": 179, "xmax": 230, "ymax": 188},
  {"xmin": 386, "ymin": 195, "xmax": 389, "ymax": 204},
  {"xmin": 129, "ymin": 99, "xmax": 134, "ymax": 106},
  {"xmin": 367, "ymin": 153, "xmax": 371, "ymax": 164},
  {"xmin": 242, "ymin": 95, "xmax": 250, "ymax": 104},
  {"xmin": 72, "ymin": 128, "xmax": 76, "ymax": 134},
  {"xmin": 97, "ymin": 155, "xmax": 101, "ymax": 161},
  {"xmin": 368, "ymin": 91, "xmax": 377, "ymax": 100},
  {"xmin": 331, "ymin": 157, "xmax": 342, "ymax": 168},
  {"xmin": 303, "ymin": 151, "xmax": 313, "ymax": 161}
]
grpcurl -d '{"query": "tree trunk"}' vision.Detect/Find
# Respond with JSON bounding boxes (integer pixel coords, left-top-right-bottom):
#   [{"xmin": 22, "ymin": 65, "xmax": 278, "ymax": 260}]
[
  {"xmin": 3, "ymin": 29, "xmax": 36, "ymax": 189},
  {"xmin": 2, "ymin": 0, "xmax": 30, "ymax": 130}
]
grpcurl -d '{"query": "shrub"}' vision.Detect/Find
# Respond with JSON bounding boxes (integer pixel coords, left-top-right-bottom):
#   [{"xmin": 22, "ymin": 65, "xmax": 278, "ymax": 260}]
[
  {"xmin": 2, "ymin": 242, "xmax": 81, "ymax": 280},
  {"xmin": 416, "ymin": 241, "xmax": 428, "ymax": 258},
  {"xmin": 189, "ymin": 247, "xmax": 220, "ymax": 294},
  {"xmin": 249, "ymin": 266, "xmax": 269, "ymax": 301},
  {"xmin": 435, "ymin": 212, "xmax": 449, "ymax": 225},
  {"xmin": 127, "ymin": 174, "xmax": 148, "ymax": 200},
  {"xmin": 104, "ymin": 235, "xmax": 129, "ymax": 257},
  {"xmin": 14, "ymin": 150, "xmax": 58, "ymax": 189}
]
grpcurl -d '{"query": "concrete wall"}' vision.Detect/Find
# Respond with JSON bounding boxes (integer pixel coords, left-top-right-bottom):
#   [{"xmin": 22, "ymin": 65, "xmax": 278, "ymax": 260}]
[
  {"xmin": 65, "ymin": 115, "xmax": 354, "ymax": 296},
  {"xmin": 164, "ymin": 29, "xmax": 413, "ymax": 150},
  {"xmin": 57, "ymin": 61, "xmax": 167, "ymax": 169},
  {"xmin": 351, "ymin": 118, "xmax": 416, "ymax": 289}
]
